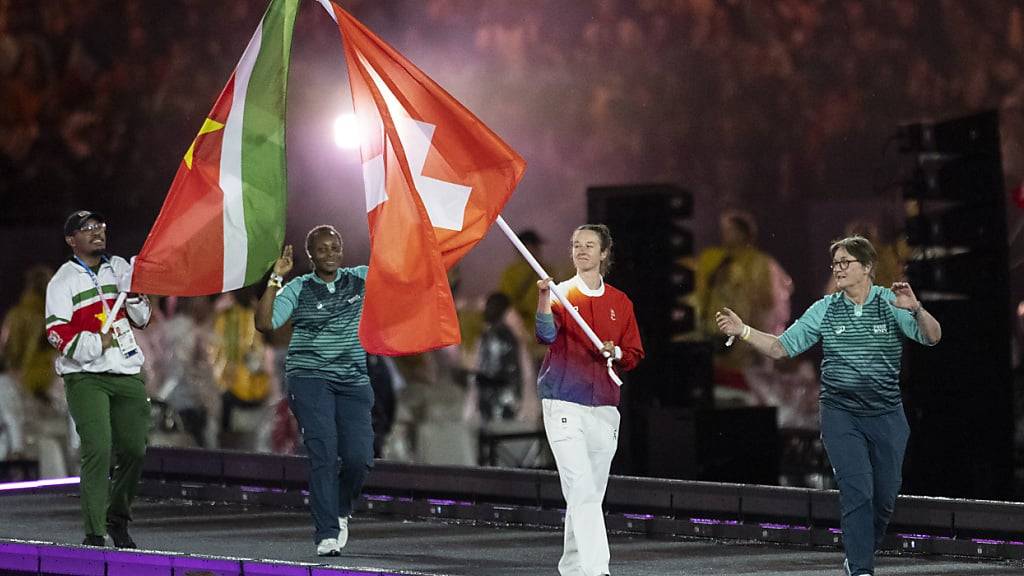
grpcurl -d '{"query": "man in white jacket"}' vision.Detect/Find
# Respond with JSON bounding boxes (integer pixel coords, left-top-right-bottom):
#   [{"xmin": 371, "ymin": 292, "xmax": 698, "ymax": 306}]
[{"xmin": 44, "ymin": 210, "xmax": 151, "ymax": 548}]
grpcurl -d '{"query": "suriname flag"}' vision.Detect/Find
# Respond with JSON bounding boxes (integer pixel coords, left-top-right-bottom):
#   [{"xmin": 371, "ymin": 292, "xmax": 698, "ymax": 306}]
[{"xmin": 130, "ymin": 0, "xmax": 299, "ymax": 296}]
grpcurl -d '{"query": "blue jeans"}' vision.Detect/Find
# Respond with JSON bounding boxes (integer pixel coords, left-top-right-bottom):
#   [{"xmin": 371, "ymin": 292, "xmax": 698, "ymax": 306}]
[
  {"xmin": 287, "ymin": 376, "xmax": 375, "ymax": 543},
  {"xmin": 821, "ymin": 404, "xmax": 910, "ymax": 576}
]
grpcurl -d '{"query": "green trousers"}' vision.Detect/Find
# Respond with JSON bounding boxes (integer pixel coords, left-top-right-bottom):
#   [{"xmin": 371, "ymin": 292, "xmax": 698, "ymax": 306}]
[{"xmin": 64, "ymin": 372, "xmax": 150, "ymax": 537}]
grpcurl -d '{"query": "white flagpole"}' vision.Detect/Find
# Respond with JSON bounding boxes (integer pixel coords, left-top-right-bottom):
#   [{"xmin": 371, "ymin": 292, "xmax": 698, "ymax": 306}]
[
  {"xmin": 101, "ymin": 292, "xmax": 127, "ymax": 334},
  {"xmin": 495, "ymin": 216, "xmax": 623, "ymax": 386}
]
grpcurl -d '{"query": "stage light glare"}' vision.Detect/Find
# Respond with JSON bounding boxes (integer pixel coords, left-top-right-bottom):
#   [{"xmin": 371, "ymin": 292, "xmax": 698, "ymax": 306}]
[{"xmin": 333, "ymin": 113, "xmax": 362, "ymax": 149}]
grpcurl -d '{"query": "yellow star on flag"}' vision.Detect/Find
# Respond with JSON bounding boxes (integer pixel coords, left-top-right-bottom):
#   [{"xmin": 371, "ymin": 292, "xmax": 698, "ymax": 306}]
[
  {"xmin": 184, "ymin": 117, "xmax": 225, "ymax": 169},
  {"xmin": 94, "ymin": 310, "xmax": 108, "ymax": 325}
]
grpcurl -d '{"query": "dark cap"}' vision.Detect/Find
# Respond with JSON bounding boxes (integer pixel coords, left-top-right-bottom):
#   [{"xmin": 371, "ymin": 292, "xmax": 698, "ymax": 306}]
[
  {"xmin": 518, "ymin": 229, "xmax": 543, "ymax": 246},
  {"xmin": 63, "ymin": 210, "xmax": 105, "ymax": 236}
]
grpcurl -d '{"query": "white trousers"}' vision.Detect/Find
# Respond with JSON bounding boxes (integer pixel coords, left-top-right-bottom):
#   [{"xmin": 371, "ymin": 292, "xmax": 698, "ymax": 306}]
[{"xmin": 542, "ymin": 399, "xmax": 620, "ymax": 576}]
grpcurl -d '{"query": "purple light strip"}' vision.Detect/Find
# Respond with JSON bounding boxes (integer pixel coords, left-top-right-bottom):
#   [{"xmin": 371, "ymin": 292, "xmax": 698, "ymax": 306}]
[
  {"xmin": 623, "ymin": 513, "xmax": 655, "ymax": 520},
  {"xmin": 425, "ymin": 498, "xmax": 473, "ymax": 507},
  {"xmin": 758, "ymin": 523, "xmax": 811, "ymax": 531},
  {"xmin": 0, "ymin": 476, "xmax": 80, "ymax": 492},
  {"xmin": 690, "ymin": 518, "xmax": 740, "ymax": 526},
  {"xmin": 238, "ymin": 485, "xmax": 287, "ymax": 494},
  {"xmin": 898, "ymin": 533, "xmax": 954, "ymax": 541}
]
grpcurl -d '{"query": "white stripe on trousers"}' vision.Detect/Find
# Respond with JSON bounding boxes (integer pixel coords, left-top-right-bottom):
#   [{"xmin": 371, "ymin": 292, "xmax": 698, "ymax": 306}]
[{"xmin": 543, "ymin": 398, "xmax": 619, "ymax": 576}]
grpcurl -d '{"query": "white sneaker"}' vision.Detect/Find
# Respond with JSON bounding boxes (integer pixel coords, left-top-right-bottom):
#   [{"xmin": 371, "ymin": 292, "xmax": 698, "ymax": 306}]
[
  {"xmin": 337, "ymin": 516, "xmax": 349, "ymax": 549},
  {"xmin": 317, "ymin": 537, "xmax": 341, "ymax": 556}
]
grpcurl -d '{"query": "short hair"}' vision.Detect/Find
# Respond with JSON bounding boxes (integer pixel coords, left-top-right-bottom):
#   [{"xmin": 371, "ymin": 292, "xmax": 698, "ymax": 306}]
[
  {"xmin": 573, "ymin": 224, "xmax": 614, "ymax": 275},
  {"xmin": 721, "ymin": 209, "xmax": 757, "ymax": 241},
  {"xmin": 518, "ymin": 229, "xmax": 543, "ymax": 246},
  {"xmin": 483, "ymin": 292, "xmax": 511, "ymax": 324},
  {"xmin": 830, "ymin": 235, "xmax": 877, "ymax": 277},
  {"xmin": 304, "ymin": 225, "xmax": 343, "ymax": 259}
]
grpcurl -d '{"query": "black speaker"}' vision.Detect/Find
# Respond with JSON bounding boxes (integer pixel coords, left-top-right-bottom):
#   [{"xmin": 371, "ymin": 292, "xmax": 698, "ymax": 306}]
[
  {"xmin": 898, "ymin": 110, "xmax": 1013, "ymax": 500},
  {"xmin": 644, "ymin": 406, "xmax": 779, "ymax": 484}
]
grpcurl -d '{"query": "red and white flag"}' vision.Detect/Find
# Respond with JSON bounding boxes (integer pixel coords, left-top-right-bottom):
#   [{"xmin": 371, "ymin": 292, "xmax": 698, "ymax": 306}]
[{"xmin": 318, "ymin": 1, "xmax": 527, "ymax": 355}]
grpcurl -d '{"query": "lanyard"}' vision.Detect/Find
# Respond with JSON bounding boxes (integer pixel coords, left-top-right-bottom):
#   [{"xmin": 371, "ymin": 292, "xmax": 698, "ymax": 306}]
[{"xmin": 73, "ymin": 256, "xmax": 114, "ymax": 319}]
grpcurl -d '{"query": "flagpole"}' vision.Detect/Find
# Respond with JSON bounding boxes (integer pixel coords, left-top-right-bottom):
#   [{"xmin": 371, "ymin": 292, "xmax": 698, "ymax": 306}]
[
  {"xmin": 100, "ymin": 293, "xmax": 127, "ymax": 334},
  {"xmin": 494, "ymin": 216, "xmax": 624, "ymax": 386}
]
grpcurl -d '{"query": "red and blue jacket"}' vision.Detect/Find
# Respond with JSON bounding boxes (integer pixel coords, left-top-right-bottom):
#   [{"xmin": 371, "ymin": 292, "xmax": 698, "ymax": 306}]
[{"xmin": 536, "ymin": 276, "xmax": 643, "ymax": 407}]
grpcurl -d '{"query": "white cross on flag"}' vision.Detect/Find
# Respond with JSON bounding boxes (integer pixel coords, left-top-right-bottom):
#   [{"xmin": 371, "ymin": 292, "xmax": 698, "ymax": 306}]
[{"xmin": 318, "ymin": 1, "xmax": 527, "ymax": 355}]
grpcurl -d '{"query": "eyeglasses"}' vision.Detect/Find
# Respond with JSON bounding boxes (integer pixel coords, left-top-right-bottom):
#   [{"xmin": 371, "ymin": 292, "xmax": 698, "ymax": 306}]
[
  {"xmin": 78, "ymin": 222, "xmax": 106, "ymax": 233},
  {"xmin": 830, "ymin": 258, "xmax": 859, "ymax": 271}
]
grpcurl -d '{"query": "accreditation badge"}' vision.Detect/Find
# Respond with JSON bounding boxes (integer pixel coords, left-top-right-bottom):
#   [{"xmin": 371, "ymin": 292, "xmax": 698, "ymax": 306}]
[{"xmin": 111, "ymin": 317, "xmax": 140, "ymax": 359}]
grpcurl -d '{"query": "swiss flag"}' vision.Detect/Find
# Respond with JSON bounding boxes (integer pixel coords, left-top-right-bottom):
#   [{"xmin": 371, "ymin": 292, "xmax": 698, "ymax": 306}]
[{"xmin": 319, "ymin": 1, "xmax": 527, "ymax": 355}]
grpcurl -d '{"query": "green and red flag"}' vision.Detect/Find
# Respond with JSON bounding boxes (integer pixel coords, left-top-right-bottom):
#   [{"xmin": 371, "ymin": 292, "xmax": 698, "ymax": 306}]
[{"xmin": 130, "ymin": 0, "xmax": 299, "ymax": 295}]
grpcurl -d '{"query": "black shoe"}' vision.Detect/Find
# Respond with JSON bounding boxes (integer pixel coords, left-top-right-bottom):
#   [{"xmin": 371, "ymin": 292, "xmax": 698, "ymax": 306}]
[
  {"xmin": 82, "ymin": 535, "xmax": 106, "ymax": 547},
  {"xmin": 106, "ymin": 519, "xmax": 136, "ymax": 549}
]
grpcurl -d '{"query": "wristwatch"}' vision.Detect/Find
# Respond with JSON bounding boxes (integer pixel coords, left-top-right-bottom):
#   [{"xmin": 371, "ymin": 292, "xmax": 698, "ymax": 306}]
[{"xmin": 268, "ymin": 273, "xmax": 284, "ymax": 289}]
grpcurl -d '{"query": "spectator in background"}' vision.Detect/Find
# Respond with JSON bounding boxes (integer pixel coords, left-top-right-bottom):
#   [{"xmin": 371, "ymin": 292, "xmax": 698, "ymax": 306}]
[
  {"xmin": 693, "ymin": 210, "xmax": 792, "ymax": 403},
  {"xmin": 367, "ymin": 354, "xmax": 401, "ymax": 458},
  {"xmin": 154, "ymin": 297, "xmax": 218, "ymax": 448},
  {"xmin": 0, "ymin": 356, "xmax": 26, "ymax": 468},
  {"xmin": 499, "ymin": 229, "xmax": 549, "ymax": 365},
  {"xmin": 472, "ymin": 293, "xmax": 523, "ymax": 423},
  {"xmin": 387, "ymin": 267, "xmax": 476, "ymax": 467},
  {"xmin": 2, "ymin": 265, "xmax": 74, "ymax": 479},
  {"xmin": 212, "ymin": 289, "xmax": 271, "ymax": 446},
  {"xmin": 1, "ymin": 265, "xmax": 56, "ymax": 400}
]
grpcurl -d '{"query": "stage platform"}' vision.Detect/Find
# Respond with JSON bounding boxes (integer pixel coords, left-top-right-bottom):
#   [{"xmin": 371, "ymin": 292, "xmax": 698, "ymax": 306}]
[{"xmin": 1, "ymin": 448, "xmax": 1023, "ymax": 575}]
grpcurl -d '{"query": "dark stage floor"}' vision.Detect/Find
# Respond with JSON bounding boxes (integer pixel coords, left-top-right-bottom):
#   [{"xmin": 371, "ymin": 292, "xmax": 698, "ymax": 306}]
[{"xmin": 1, "ymin": 492, "xmax": 1023, "ymax": 575}]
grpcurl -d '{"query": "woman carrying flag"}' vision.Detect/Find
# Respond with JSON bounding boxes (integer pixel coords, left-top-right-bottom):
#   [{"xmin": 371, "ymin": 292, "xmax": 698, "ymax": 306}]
[{"xmin": 535, "ymin": 224, "xmax": 644, "ymax": 576}]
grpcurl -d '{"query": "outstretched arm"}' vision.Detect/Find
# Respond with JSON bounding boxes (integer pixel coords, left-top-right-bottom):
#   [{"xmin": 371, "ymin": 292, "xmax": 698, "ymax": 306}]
[{"xmin": 716, "ymin": 307, "xmax": 788, "ymax": 359}]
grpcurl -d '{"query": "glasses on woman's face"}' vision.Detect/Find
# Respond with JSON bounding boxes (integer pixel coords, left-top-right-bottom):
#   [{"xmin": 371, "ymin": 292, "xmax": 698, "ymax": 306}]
[{"xmin": 830, "ymin": 258, "xmax": 859, "ymax": 271}]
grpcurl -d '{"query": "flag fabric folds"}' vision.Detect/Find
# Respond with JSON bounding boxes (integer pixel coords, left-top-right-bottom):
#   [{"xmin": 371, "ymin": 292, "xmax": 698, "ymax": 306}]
[
  {"xmin": 131, "ymin": 0, "xmax": 299, "ymax": 296},
  {"xmin": 318, "ymin": 1, "xmax": 527, "ymax": 355}
]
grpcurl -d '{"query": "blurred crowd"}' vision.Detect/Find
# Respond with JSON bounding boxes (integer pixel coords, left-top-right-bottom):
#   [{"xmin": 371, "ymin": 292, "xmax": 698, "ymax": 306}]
[
  {"xmin": 0, "ymin": 250, "xmax": 557, "ymax": 479},
  {"xmin": 5, "ymin": 0, "xmax": 1024, "ymax": 481},
  {"xmin": 5, "ymin": 1, "xmax": 1024, "ymax": 216}
]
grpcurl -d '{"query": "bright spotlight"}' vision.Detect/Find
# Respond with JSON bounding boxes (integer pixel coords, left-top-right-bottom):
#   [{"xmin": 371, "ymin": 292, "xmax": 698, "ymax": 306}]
[{"xmin": 333, "ymin": 113, "xmax": 361, "ymax": 149}]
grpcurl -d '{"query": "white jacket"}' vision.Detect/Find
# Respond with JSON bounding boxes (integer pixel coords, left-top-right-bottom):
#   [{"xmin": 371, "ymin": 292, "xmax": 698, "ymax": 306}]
[{"xmin": 44, "ymin": 256, "xmax": 150, "ymax": 376}]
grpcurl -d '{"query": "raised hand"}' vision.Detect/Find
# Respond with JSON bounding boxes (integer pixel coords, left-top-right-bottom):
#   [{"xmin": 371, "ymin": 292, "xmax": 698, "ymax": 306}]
[
  {"xmin": 274, "ymin": 245, "xmax": 294, "ymax": 277},
  {"xmin": 890, "ymin": 282, "xmax": 920, "ymax": 311}
]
